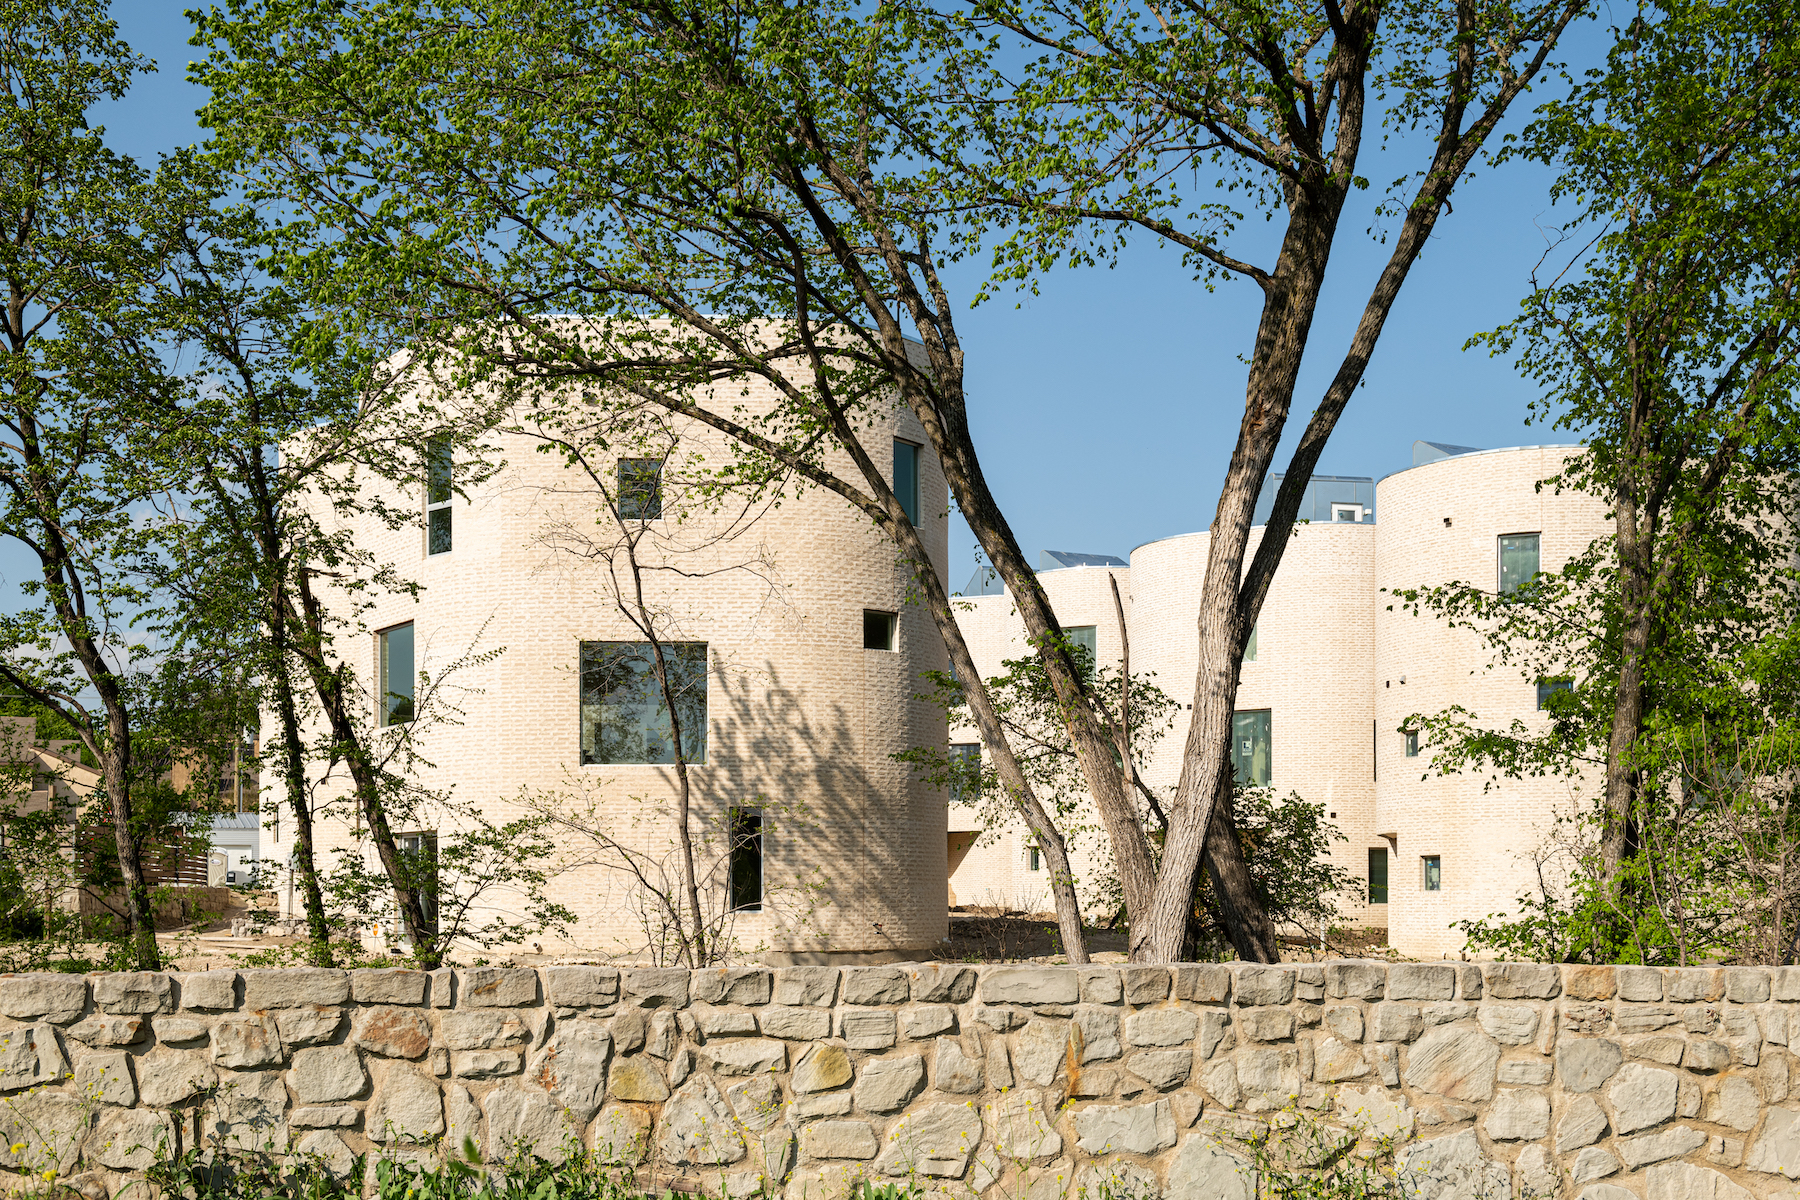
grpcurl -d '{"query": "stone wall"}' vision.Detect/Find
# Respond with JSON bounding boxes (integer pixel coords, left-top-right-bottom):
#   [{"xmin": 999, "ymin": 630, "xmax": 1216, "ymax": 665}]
[{"xmin": 5, "ymin": 960, "xmax": 1800, "ymax": 1199}]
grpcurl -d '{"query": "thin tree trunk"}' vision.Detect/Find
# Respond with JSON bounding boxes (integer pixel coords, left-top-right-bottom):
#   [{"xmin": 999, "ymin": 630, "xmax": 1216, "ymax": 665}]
[
  {"xmin": 98, "ymin": 726, "xmax": 159, "ymax": 970},
  {"xmin": 1202, "ymin": 777, "xmax": 1280, "ymax": 961},
  {"xmin": 268, "ymin": 592, "xmax": 333, "ymax": 966}
]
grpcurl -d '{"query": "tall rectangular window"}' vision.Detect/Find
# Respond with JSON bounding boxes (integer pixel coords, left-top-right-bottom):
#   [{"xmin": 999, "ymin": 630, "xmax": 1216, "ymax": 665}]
[
  {"xmin": 893, "ymin": 440, "xmax": 921, "ymax": 526},
  {"xmin": 398, "ymin": 832, "xmax": 439, "ymax": 929},
  {"xmin": 1066, "ymin": 625, "xmax": 1097, "ymax": 676},
  {"xmin": 378, "ymin": 624, "xmax": 415, "ymax": 727},
  {"xmin": 1243, "ymin": 623, "xmax": 1259, "ymax": 663},
  {"xmin": 1028, "ymin": 846, "xmax": 1041, "ymax": 872},
  {"xmin": 427, "ymin": 436, "xmax": 453, "ymax": 555},
  {"xmin": 948, "ymin": 742, "xmax": 981, "ymax": 805},
  {"xmin": 1231, "ymin": 709, "xmax": 1272, "ymax": 786},
  {"xmin": 1422, "ymin": 855, "xmax": 1442, "ymax": 891},
  {"xmin": 619, "ymin": 458, "xmax": 663, "ymax": 520},
  {"xmin": 1367, "ymin": 848, "xmax": 1388, "ymax": 904},
  {"xmin": 1498, "ymin": 533, "xmax": 1541, "ymax": 595},
  {"xmin": 580, "ymin": 641, "xmax": 708, "ymax": 764},
  {"xmin": 863, "ymin": 610, "xmax": 897, "ymax": 651},
  {"xmin": 728, "ymin": 808, "xmax": 762, "ymax": 913},
  {"xmin": 1537, "ymin": 678, "xmax": 1574, "ymax": 710},
  {"xmin": 1403, "ymin": 728, "xmax": 1420, "ymax": 758}
]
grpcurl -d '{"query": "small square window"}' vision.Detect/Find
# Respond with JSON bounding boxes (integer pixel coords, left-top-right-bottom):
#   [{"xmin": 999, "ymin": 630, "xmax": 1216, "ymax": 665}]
[
  {"xmin": 1333, "ymin": 505, "xmax": 1362, "ymax": 523},
  {"xmin": 863, "ymin": 610, "xmax": 897, "ymax": 651},
  {"xmin": 893, "ymin": 440, "xmax": 921, "ymax": 526},
  {"xmin": 1367, "ymin": 848, "xmax": 1388, "ymax": 905},
  {"xmin": 1499, "ymin": 533, "xmax": 1541, "ymax": 595},
  {"xmin": 619, "ymin": 458, "xmax": 663, "ymax": 520},
  {"xmin": 1537, "ymin": 678, "xmax": 1574, "ymax": 710},
  {"xmin": 1403, "ymin": 729, "xmax": 1420, "ymax": 758},
  {"xmin": 1422, "ymin": 855, "xmax": 1442, "ymax": 891},
  {"xmin": 378, "ymin": 624, "xmax": 415, "ymax": 727},
  {"xmin": 728, "ymin": 808, "xmax": 763, "ymax": 913}
]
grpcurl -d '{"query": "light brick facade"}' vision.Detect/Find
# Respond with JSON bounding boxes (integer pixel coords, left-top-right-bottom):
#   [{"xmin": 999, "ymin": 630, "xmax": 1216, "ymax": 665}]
[{"xmin": 951, "ymin": 446, "xmax": 1611, "ymax": 958}]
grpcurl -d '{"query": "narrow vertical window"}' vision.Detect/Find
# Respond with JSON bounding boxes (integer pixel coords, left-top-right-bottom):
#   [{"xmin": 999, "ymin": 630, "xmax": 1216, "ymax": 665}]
[
  {"xmin": 948, "ymin": 742, "xmax": 981, "ymax": 805},
  {"xmin": 1367, "ymin": 848, "xmax": 1388, "ymax": 904},
  {"xmin": 1404, "ymin": 728, "xmax": 1420, "ymax": 758},
  {"xmin": 1242, "ymin": 623, "xmax": 1258, "ymax": 662},
  {"xmin": 863, "ymin": 610, "xmax": 897, "ymax": 650},
  {"xmin": 893, "ymin": 439, "xmax": 920, "ymax": 526},
  {"xmin": 398, "ymin": 831, "xmax": 439, "ymax": 930},
  {"xmin": 728, "ymin": 808, "xmax": 762, "ymax": 912},
  {"xmin": 1066, "ymin": 625, "xmax": 1097, "ymax": 677},
  {"xmin": 1498, "ymin": 533, "xmax": 1541, "ymax": 595},
  {"xmin": 1231, "ymin": 709, "xmax": 1272, "ymax": 786},
  {"xmin": 379, "ymin": 624, "xmax": 415, "ymax": 727},
  {"xmin": 1422, "ymin": 855, "xmax": 1442, "ymax": 891},
  {"xmin": 1028, "ymin": 846, "xmax": 1041, "ymax": 872},
  {"xmin": 619, "ymin": 458, "xmax": 663, "ymax": 520},
  {"xmin": 427, "ymin": 436, "xmax": 453, "ymax": 555}
]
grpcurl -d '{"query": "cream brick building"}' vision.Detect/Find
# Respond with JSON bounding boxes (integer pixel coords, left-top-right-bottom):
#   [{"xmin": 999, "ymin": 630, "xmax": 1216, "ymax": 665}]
[
  {"xmin": 266, "ymin": 377, "xmax": 952, "ymax": 964},
  {"xmin": 949, "ymin": 444, "xmax": 1610, "ymax": 958}
]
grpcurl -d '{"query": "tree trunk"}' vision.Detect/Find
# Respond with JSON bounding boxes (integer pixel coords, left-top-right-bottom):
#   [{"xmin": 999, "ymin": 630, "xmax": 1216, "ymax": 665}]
[
  {"xmin": 1202, "ymin": 778, "xmax": 1280, "ymax": 961},
  {"xmin": 98, "ymin": 724, "xmax": 159, "ymax": 970},
  {"xmin": 268, "ymin": 591, "xmax": 334, "ymax": 966}
]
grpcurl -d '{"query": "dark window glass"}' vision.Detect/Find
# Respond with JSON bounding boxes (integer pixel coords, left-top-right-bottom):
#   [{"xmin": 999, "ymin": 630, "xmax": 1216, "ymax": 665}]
[
  {"xmin": 1367, "ymin": 848, "xmax": 1388, "ymax": 904},
  {"xmin": 1404, "ymin": 729, "xmax": 1420, "ymax": 758},
  {"xmin": 1066, "ymin": 625, "xmax": 1097, "ymax": 677},
  {"xmin": 379, "ymin": 624, "xmax": 414, "ymax": 726},
  {"xmin": 619, "ymin": 458, "xmax": 663, "ymax": 520},
  {"xmin": 1028, "ymin": 846, "xmax": 1041, "ymax": 872},
  {"xmin": 1537, "ymin": 678, "xmax": 1574, "ymax": 710},
  {"xmin": 579, "ymin": 642, "xmax": 708, "ymax": 764},
  {"xmin": 949, "ymin": 742, "xmax": 981, "ymax": 806},
  {"xmin": 893, "ymin": 440, "xmax": 920, "ymax": 526},
  {"xmin": 1231, "ymin": 709, "xmax": 1272, "ymax": 786},
  {"xmin": 1243, "ymin": 623, "xmax": 1258, "ymax": 662},
  {"xmin": 863, "ymin": 610, "xmax": 897, "ymax": 651},
  {"xmin": 1499, "ymin": 533, "xmax": 1541, "ymax": 595},
  {"xmin": 1423, "ymin": 855, "xmax": 1442, "ymax": 891},
  {"xmin": 728, "ymin": 808, "xmax": 762, "ymax": 912},
  {"xmin": 399, "ymin": 832, "xmax": 439, "ymax": 930},
  {"xmin": 427, "ymin": 437, "xmax": 453, "ymax": 555}
]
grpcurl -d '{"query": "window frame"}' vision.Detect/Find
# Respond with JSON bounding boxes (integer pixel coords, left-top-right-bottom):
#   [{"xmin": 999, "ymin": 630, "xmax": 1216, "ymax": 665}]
[
  {"xmin": 1403, "ymin": 728, "xmax": 1420, "ymax": 758},
  {"xmin": 728, "ymin": 807, "xmax": 763, "ymax": 913},
  {"xmin": 1367, "ymin": 847, "xmax": 1389, "ymax": 905},
  {"xmin": 1537, "ymin": 678, "xmax": 1575, "ymax": 711},
  {"xmin": 377, "ymin": 622, "xmax": 415, "ymax": 728},
  {"xmin": 1422, "ymin": 855, "xmax": 1442, "ymax": 892},
  {"xmin": 1231, "ymin": 709, "xmax": 1273, "ymax": 787},
  {"xmin": 948, "ymin": 742, "xmax": 981, "ymax": 806},
  {"xmin": 893, "ymin": 439, "xmax": 921, "ymax": 527},
  {"xmin": 578, "ymin": 640, "xmax": 709, "ymax": 766},
  {"xmin": 618, "ymin": 457, "xmax": 664, "ymax": 521},
  {"xmin": 397, "ymin": 831, "xmax": 440, "ymax": 929},
  {"xmin": 1497, "ymin": 532, "xmax": 1542, "ymax": 596},
  {"xmin": 426, "ymin": 436, "xmax": 453, "ymax": 555},
  {"xmin": 863, "ymin": 609, "xmax": 898, "ymax": 651}
]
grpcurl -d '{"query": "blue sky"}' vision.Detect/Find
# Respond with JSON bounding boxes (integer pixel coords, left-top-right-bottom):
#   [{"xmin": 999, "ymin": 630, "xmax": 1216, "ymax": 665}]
[{"xmin": 53, "ymin": 1, "xmax": 1610, "ymax": 599}]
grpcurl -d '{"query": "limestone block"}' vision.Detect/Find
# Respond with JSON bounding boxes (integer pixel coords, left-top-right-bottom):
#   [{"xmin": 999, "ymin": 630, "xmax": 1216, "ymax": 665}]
[
  {"xmin": 841, "ymin": 968, "xmax": 909, "ymax": 1006},
  {"xmin": 1748, "ymin": 1105, "xmax": 1800, "ymax": 1177},
  {"xmin": 1129, "ymin": 1049, "xmax": 1194, "ymax": 1091},
  {"xmin": 902, "ymin": 1006, "xmax": 956, "ymax": 1040},
  {"xmin": 204, "ymin": 1067, "xmax": 288, "ymax": 1152},
  {"xmin": 658, "ymin": 1075, "xmax": 748, "ymax": 1166},
  {"xmin": 459, "ymin": 967, "xmax": 538, "ymax": 1008},
  {"xmin": 1237, "ymin": 1008, "xmax": 1295, "ymax": 1043},
  {"xmin": 1324, "ymin": 1006, "xmax": 1363, "ymax": 1043},
  {"xmin": 176, "ymin": 972, "xmax": 237, "ymax": 1015},
  {"xmin": 429, "ymin": 968, "xmax": 455, "ymax": 1008},
  {"xmin": 1688, "ymin": 1039, "xmax": 1731, "ymax": 1073},
  {"xmin": 1563, "ymin": 1002, "xmax": 1614, "ymax": 1035},
  {"xmin": 1371, "ymin": 1004, "xmax": 1422, "ymax": 1043},
  {"xmin": 0, "ymin": 974, "xmax": 86, "ymax": 1023},
  {"xmin": 366, "ymin": 1065, "xmax": 444, "ymax": 1142},
  {"xmin": 1295, "ymin": 965, "xmax": 1324, "ymax": 1000},
  {"xmin": 981, "ymin": 967, "xmax": 1078, "ymax": 1006},
  {"xmin": 1454, "ymin": 964, "xmax": 1482, "ymax": 1000},
  {"xmin": 351, "ymin": 969, "xmax": 430, "ymax": 1006},
  {"xmin": 1618, "ymin": 966, "xmax": 1664, "ymax": 1002},
  {"xmin": 94, "ymin": 972, "xmax": 174, "ymax": 1015},
  {"xmin": 1403, "ymin": 1025, "xmax": 1499, "ymax": 1101},
  {"xmin": 1496, "ymin": 1058, "xmax": 1551, "ymax": 1085},
  {"xmin": 1579, "ymin": 1186, "xmax": 1641, "ymax": 1200},
  {"xmin": 592, "ymin": 1104, "xmax": 652, "ymax": 1163},
  {"xmin": 211, "ymin": 1015, "xmax": 282, "ymax": 1069},
  {"xmin": 1570, "ymin": 1146, "xmax": 1620, "ymax": 1184},
  {"xmin": 1688, "ymin": 1006, "xmax": 1723, "ymax": 1035},
  {"xmin": 1765, "ymin": 1049, "xmax": 1794, "ymax": 1104},
  {"xmin": 623, "ymin": 968, "xmax": 689, "ymax": 1009},
  {"xmin": 791, "ymin": 1044, "xmax": 852, "ymax": 1094},
  {"xmin": 976, "ymin": 1007, "xmax": 1022, "ymax": 1032},
  {"xmin": 439, "ymin": 1011, "xmax": 528, "ymax": 1051},
  {"xmin": 1126, "ymin": 1009, "xmax": 1199, "ymax": 1047},
  {"xmin": 934, "ymin": 1040, "xmax": 983, "ymax": 1093},
  {"xmin": 1387, "ymin": 965, "xmax": 1455, "ymax": 1001},
  {"xmin": 1707, "ymin": 1133, "xmax": 1744, "ymax": 1167},
  {"xmin": 803, "ymin": 1121, "xmax": 879, "ymax": 1160},
  {"xmin": 1617, "ymin": 1005, "xmax": 1679, "ymax": 1034},
  {"xmin": 66, "ymin": 1015, "xmax": 146, "ymax": 1047},
  {"xmin": 910, "ymin": 965, "xmax": 975, "ymax": 1004},
  {"xmin": 695, "ymin": 1007, "xmax": 758, "ymax": 1037},
  {"xmin": 1235, "ymin": 1046, "xmax": 1302, "ymax": 1109},
  {"xmin": 1233, "ymin": 966, "xmax": 1295, "ymax": 1007},
  {"xmin": 1626, "ymin": 1035, "xmax": 1686, "ymax": 1065},
  {"xmin": 1481, "ymin": 1089, "xmax": 1549, "ymax": 1141},
  {"xmin": 1422, "ymin": 1003, "xmax": 1471, "ymax": 1027},
  {"xmin": 86, "ymin": 1107, "xmax": 176, "ymax": 1171},
  {"xmin": 763, "ymin": 1006, "xmax": 832, "ymax": 1041},
  {"xmin": 1368, "ymin": 1044, "xmax": 1400, "ymax": 1087},
  {"xmin": 1556, "ymin": 1038, "xmax": 1623, "ymax": 1092},
  {"xmin": 1701, "ymin": 1075, "xmax": 1760, "ymax": 1132},
  {"xmin": 1726, "ymin": 968, "xmax": 1772, "ymax": 1004},
  {"xmin": 291, "ymin": 1106, "xmax": 359, "ymax": 1128},
  {"xmin": 292, "ymin": 1046, "xmax": 367, "ymax": 1104},
  {"xmin": 609, "ymin": 1056, "xmax": 670, "ymax": 1102},
  {"xmin": 488, "ymin": 1089, "xmax": 575, "ymax": 1163},
  {"xmin": 273, "ymin": 1006, "xmax": 344, "ymax": 1049},
  {"xmin": 1777, "ymin": 967, "xmax": 1800, "ymax": 1001},
  {"xmin": 241, "ymin": 968, "xmax": 350, "ymax": 1009},
  {"xmin": 1609, "ymin": 1062, "xmax": 1679, "ymax": 1133},
  {"xmin": 451, "ymin": 1050, "xmax": 522, "ymax": 1078},
  {"xmin": 158, "ymin": 1018, "xmax": 208, "ymax": 1044},
  {"xmin": 1202, "ymin": 1058, "xmax": 1241, "ymax": 1108},
  {"xmin": 1122, "ymin": 967, "xmax": 1170, "ymax": 1006},
  {"xmin": 135, "ymin": 1049, "xmax": 215, "ymax": 1106},
  {"xmin": 1312, "ymin": 1036, "xmax": 1369, "ymax": 1083},
  {"xmin": 0, "ymin": 1090, "xmax": 87, "ymax": 1175},
  {"xmin": 294, "ymin": 1130, "xmax": 357, "ymax": 1180},
  {"xmin": 1475, "ymin": 1004, "xmax": 1539, "ymax": 1046},
  {"xmin": 1483, "ymin": 963, "xmax": 1561, "ymax": 999},
  {"xmin": 1078, "ymin": 1161, "xmax": 1163, "ymax": 1200},
  {"xmin": 726, "ymin": 1075, "xmax": 783, "ymax": 1131},
  {"xmin": 794, "ymin": 1093, "xmax": 852, "ymax": 1118},
  {"xmin": 1015, "ymin": 1019, "xmax": 1070, "ymax": 1085},
  {"xmin": 1166, "ymin": 1137, "xmax": 1252, "ymax": 1200},
  {"xmin": 1174, "ymin": 964, "xmax": 1232, "ymax": 1003},
  {"xmin": 1197, "ymin": 1010, "xmax": 1234, "ymax": 1059},
  {"xmin": 853, "ymin": 1054, "xmax": 925, "ymax": 1112},
  {"xmin": 73, "ymin": 1049, "xmax": 136, "ymax": 1106},
  {"xmin": 354, "ymin": 1006, "xmax": 432, "ymax": 1059},
  {"xmin": 1334, "ymin": 1085, "xmax": 1413, "ymax": 1143},
  {"xmin": 691, "ymin": 967, "xmax": 772, "ymax": 1007},
  {"xmin": 1617, "ymin": 1123, "xmax": 1706, "ymax": 1169},
  {"xmin": 840, "ymin": 1012, "xmax": 896, "ymax": 1052},
  {"xmin": 988, "ymin": 1089, "xmax": 1061, "ymax": 1160},
  {"xmin": 1325, "ymin": 962, "xmax": 1386, "ymax": 1001},
  {"xmin": 1396, "ymin": 1129, "xmax": 1509, "ymax": 1200},
  {"xmin": 1515, "ymin": 1144, "xmax": 1557, "ymax": 1197},
  {"xmin": 773, "ymin": 967, "xmax": 839, "ymax": 1007},
  {"xmin": 988, "ymin": 1040, "xmax": 1014, "ymax": 1090},
  {"xmin": 1074, "ymin": 1099, "xmax": 1176, "ymax": 1155},
  {"xmin": 1666, "ymin": 968, "xmax": 1724, "ymax": 1003},
  {"xmin": 1646, "ymin": 1161, "xmax": 1753, "ymax": 1200},
  {"xmin": 610, "ymin": 1009, "xmax": 647, "ymax": 1055},
  {"xmin": 1075, "ymin": 1006, "xmax": 1121, "ymax": 1061},
  {"xmin": 874, "ymin": 1102, "xmax": 981, "ymax": 1178},
  {"xmin": 1562, "ymin": 965, "xmax": 1617, "ymax": 1001},
  {"xmin": 1071, "ymin": 1066, "xmax": 1118, "ymax": 1098}
]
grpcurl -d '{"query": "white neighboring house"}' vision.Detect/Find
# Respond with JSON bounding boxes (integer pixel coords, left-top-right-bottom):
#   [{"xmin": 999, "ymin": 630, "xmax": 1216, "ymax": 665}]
[
  {"xmin": 206, "ymin": 813, "xmax": 260, "ymax": 887},
  {"xmin": 949, "ymin": 443, "xmax": 1610, "ymax": 958}
]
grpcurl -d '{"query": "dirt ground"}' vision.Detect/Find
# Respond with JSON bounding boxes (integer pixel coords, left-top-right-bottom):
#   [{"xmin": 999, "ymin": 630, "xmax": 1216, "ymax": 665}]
[{"xmin": 943, "ymin": 907, "xmax": 1398, "ymax": 964}]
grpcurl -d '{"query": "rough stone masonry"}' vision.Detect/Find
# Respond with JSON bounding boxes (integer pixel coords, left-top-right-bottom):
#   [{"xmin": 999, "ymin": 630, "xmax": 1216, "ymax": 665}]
[{"xmin": 6, "ymin": 961, "xmax": 1800, "ymax": 1198}]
